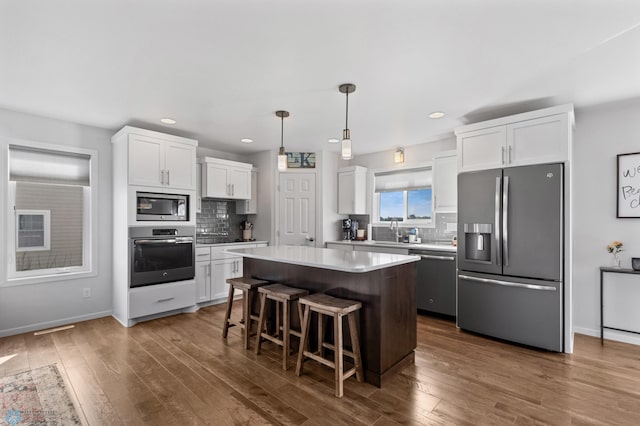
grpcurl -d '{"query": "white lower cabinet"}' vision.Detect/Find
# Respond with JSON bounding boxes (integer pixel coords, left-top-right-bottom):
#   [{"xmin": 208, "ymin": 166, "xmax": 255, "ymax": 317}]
[
  {"xmin": 195, "ymin": 243, "xmax": 267, "ymax": 305},
  {"xmin": 129, "ymin": 280, "xmax": 196, "ymax": 319},
  {"xmin": 211, "ymin": 257, "xmax": 243, "ymax": 301}
]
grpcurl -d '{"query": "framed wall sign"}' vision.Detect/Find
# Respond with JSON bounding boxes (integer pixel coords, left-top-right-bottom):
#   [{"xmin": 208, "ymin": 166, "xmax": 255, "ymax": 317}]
[
  {"xmin": 617, "ymin": 152, "xmax": 640, "ymax": 218},
  {"xmin": 286, "ymin": 152, "xmax": 316, "ymax": 168}
]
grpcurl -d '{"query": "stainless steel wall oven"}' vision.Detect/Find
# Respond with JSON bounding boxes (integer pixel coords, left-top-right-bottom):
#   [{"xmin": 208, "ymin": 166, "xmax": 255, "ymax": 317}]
[{"xmin": 129, "ymin": 226, "xmax": 195, "ymax": 288}]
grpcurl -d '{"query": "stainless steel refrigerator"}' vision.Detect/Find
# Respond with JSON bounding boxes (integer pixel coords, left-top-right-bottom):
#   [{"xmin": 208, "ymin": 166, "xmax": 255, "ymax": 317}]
[{"xmin": 457, "ymin": 163, "xmax": 563, "ymax": 351}]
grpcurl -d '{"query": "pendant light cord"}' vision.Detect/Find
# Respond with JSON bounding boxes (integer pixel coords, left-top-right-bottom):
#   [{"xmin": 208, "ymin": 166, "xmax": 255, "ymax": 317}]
[
  {"xmin": 345, "ymin": 90, "xmax": 349, "ymax": 129},
  {"xmin": 280, "ymin": 115, "xmax": 284, "ymax": 149}
]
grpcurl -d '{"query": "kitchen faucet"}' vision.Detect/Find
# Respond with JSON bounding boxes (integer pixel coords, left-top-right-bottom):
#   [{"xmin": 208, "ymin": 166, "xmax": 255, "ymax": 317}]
[{"xmin": 389, "ymin": 220, "xmax": 402, "ymax": 243}]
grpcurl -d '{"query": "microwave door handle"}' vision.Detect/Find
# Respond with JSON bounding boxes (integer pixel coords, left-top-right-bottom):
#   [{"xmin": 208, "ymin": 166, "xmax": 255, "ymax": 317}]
[
  {"xmin": 494, "ymin": 176, "xmax": 501, "ymax": 266},
  {"xmin": 503, "ymin": 176, "xmax": 509, "ymax": 267}
]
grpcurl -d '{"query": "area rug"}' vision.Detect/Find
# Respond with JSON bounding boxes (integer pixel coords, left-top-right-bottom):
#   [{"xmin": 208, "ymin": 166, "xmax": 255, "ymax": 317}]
[{"xmin": 1, "ymin": 364, "xmax": 82, "ymax": 425}]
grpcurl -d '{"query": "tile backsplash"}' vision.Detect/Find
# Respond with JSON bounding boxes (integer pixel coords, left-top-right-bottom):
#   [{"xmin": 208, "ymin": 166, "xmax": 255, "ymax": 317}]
[
  {"xmin": 196, "ymin": 199, "xmax": 247, "ymax": 242},
  {"xmin": 348, "ymin": 213, "xmax": 457, "ymax": 243}
]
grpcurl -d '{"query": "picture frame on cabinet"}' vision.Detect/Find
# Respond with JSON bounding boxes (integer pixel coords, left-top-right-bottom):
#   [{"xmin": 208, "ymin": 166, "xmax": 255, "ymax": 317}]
[
  {"xmin": 286, "ymin": 152, "xmax": 316, "ymax": 168},
  {"xmin": 616, "ymin": 151, "xmax": 640, "ymax": 218}
]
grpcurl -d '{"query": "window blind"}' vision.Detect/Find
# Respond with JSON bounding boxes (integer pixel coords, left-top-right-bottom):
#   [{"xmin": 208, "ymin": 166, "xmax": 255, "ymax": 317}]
[
  {"xmin": 374, "ymin": 167, "xmax": 432, "ymax": 192},
  {"xmin": 9, "ymin": 145, "xmax": 91, "ymax": 186}
]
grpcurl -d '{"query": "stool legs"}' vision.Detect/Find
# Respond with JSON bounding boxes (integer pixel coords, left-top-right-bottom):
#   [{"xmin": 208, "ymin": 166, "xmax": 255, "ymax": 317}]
[
  {"xmin": 242, "ymin": 289, "xmax": 253, "ymax": 349},
  {"xmin": 334, "ymin": 313, "xmax": 344, "ymax": 397},
  {"xmin": 222, "ymin": 283, "xmax": 235, "ymax": 339},
  {"xmin": 348, "ymin": 312, "xmax": 364, "ymax": 382},
  {"xmin": 255, "ymin": 293, "xmax": 268, "ymax": 355},
  {"xmin": 295, "ymin": 304, "xmax": 311, "ymax": 376}
]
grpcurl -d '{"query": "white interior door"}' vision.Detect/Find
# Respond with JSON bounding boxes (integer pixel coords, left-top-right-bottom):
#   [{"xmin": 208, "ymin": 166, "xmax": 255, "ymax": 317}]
[{"xmin": 278, "ymin": 172, "xmax": 316, "ymax": 246}]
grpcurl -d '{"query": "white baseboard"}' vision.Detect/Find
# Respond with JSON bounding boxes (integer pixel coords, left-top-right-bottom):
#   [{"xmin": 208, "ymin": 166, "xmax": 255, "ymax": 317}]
[
  {"xmin": 0, "ymin": 310, "xmax": 113, "ymax": 338},
  {"xmin": 574, "ymin": 326, "xmax": 640, "ymax": 346}
]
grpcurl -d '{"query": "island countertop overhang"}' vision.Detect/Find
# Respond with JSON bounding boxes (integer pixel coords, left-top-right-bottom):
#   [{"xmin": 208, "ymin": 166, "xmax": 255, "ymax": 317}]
[{"xmin": 225, "ymin": 245, "xmax": 419, "ymax": 273}]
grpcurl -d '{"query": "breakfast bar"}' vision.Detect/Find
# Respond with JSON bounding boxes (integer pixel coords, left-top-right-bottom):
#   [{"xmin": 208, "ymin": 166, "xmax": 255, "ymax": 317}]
[{"xmin": 226, "ymin": 245, "xmax": 420, "ymax": 387}]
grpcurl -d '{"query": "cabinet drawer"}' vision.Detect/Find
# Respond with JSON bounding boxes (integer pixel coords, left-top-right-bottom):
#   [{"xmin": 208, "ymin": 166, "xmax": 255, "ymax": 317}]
[
  {"xmin": 129, "ymin": 280, "xmax": 196, "ymax": 318},
  {"xmin": 196, "ymin": 247, "xmax": 211, "ymax": 261}
]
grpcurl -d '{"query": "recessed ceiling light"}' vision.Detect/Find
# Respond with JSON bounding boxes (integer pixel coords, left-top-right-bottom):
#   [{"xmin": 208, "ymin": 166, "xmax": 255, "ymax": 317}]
[
  {"xmin": 328, "ymin": 138, "xmax": 339, "ymax": 144},
  {"xmin": 240, "ymin": 138, "xmax": 253, "ymax": 143},
  {"xmin": 428, "ymin": 111, "xmax": 445, "ymax": 119},
  {"xmin": 160, "ymin": 118, "xmax": 176, "ymax": 124}
]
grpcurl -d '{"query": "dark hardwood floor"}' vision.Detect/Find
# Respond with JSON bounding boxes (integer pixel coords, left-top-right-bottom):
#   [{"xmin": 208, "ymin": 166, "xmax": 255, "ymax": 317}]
[{"xmin": 1, "ymin": 304, "xmax": 640, "ymax": 425}]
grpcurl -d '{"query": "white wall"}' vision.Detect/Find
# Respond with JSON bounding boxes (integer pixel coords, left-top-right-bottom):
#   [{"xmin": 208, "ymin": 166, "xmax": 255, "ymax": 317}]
[
  {"xmin": 318, "ymin": 150, "xmax": 345, "ymax": 246},
  {"xmin": 572, "ymin": 98, "xmax": 640, "ymax": 345},
  {"xmin": 348, "ymin": 137, "xmax": 456, "ymax": 170},
  {"xmin": 246, "ymin": 150, "xmax": 276, "ymax": 244},
  {"xmin": 0, "ymin": 108, "xmax": 113, "ymax": 336}
]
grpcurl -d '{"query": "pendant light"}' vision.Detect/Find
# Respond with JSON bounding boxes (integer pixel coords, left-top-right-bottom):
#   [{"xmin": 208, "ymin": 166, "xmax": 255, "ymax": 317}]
[
  {"xmin": 276, "ymin": 110, "xmax": 290, "ymax": 171},
  {"xmin": 339, "ymin": 83, "xmax": 356, "ymax": 160}
]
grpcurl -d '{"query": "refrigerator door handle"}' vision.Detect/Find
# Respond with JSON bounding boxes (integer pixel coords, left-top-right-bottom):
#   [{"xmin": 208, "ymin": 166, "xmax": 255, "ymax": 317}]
[
  {"xmin": 458, "ymin": 274, "xmax": 557, "ymax": 291},
  {"xmin": 494, "ymin": 177, "xmax": 501, "ymax": 266},
  {"xmin": 503, "ymin": 176, "xmax": 509, "ymax": 267}
]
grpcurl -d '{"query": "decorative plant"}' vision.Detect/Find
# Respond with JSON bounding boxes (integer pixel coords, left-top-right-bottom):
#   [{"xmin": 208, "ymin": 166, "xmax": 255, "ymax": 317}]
[
  {"xmin": 606, "ymin": 240, "xmax": 624, "ymax": 266},
  {"xmin": 606, "ymin": 240, "xmax": 624, "ymax": 254}
]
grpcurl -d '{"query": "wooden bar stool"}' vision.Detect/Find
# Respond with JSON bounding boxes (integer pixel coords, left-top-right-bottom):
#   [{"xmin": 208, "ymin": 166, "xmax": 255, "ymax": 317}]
[
  {"xmin": 222, "ymin": 277, "xmax": 269, "ymax": 349},
  {"xmin": 295, "ymin": 293, "xmax": 364, "ymax": 398},
  {"xmin": 255, "ymin": 284, "xmax": 309, "ymax": 370}
]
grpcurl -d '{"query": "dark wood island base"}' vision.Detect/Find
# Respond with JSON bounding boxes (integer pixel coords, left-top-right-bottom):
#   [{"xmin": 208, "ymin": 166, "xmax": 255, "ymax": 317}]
[{"xmin": 243, "ymin": 257, "xmax": 417, "ymax": 387}]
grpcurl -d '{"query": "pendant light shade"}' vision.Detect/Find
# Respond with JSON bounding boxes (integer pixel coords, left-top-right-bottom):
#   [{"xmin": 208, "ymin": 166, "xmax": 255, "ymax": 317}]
[
  {"xmin": 276, "ymin": 110, "xmax": 290, "ymax": 171},
  {"xmin": 339, "ymin": 83, "xmax": 356, "ymax": 160}
]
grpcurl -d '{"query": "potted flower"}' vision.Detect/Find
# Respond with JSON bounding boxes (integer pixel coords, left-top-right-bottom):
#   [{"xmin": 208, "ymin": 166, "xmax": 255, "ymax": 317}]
[{"xmin": 606, "ymin": 240, "xmax": 623, "ymax": 268}]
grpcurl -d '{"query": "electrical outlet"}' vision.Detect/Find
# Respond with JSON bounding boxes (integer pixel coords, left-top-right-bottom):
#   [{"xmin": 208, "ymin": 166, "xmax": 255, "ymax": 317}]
[{"xmin": 82, "ymin": 288, "xmax": 91, "ymax": 298}]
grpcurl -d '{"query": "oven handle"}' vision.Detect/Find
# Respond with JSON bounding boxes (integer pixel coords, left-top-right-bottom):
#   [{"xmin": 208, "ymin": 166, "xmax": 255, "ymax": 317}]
[{"xmin": 134, "ymin": 238, "xmax": 193, "ymax": 245}]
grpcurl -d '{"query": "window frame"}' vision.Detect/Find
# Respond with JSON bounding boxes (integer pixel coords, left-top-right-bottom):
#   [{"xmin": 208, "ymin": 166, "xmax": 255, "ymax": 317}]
[
  {"xmin": 4, "ymin": 139, "xmax": 98, "ymax": 286},
  {"xmin": 371, "ymin": 164, "xmax": 435, "ymax": 228}
]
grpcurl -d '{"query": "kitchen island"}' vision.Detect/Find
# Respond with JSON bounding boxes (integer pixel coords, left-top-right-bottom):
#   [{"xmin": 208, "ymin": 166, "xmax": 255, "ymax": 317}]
[{"xmin": 226, "ymin": 245, "xmax": 419, "ymax": 387}]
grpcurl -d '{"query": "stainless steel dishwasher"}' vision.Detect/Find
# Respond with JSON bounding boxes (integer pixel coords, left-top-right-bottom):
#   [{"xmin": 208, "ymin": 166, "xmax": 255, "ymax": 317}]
[{"xmin": 409, "ymin": 249, "xmax": 457, "ymax": 316}]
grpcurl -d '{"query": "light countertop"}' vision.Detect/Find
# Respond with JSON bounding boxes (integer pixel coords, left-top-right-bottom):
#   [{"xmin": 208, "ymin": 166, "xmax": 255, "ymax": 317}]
[
  {"xmin": 327, "ymin": 240, "xmax": 457, "ymax": 253},
  {"xmin": 226, "ymin": 245, "xmax": 419, "ymax": 273}
]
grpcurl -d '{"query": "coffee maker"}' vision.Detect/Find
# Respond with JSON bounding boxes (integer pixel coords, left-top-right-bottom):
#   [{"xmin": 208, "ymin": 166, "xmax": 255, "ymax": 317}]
[{"xmin": 342, "ymin": 218, "xmax": 358, "ymax": 240}]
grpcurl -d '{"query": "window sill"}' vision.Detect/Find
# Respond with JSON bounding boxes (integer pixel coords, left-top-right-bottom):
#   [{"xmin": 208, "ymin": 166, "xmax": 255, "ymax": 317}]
[{"xmin": 4, "ymin": 269, "xmax": 97, "ymax": 287}]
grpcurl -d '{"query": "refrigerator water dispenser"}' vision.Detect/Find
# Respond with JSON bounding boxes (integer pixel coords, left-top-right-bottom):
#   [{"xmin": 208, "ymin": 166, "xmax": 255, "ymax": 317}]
[{"xmin": 463, "ymin": 223, "xmax": 493, "ymax": 262}]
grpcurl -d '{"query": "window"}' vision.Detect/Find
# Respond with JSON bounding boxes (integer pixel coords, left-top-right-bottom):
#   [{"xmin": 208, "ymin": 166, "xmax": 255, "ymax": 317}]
[
  {"xmin": 16, "ymin": 210, "xmax": 50, "ymax": 251},
  {"xmin": 374, "ymin": 166, "xmax": 433, "ymax": 226},
  {"xmin": 7, "ymin": 143, "xmax": 96, "ymax": 281}
]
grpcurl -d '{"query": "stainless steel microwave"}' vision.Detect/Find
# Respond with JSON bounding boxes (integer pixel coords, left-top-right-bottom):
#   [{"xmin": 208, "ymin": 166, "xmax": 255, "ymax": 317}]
[{"xmin": 136, "ymin": 192, "xmax": 188, "ymax": 221}]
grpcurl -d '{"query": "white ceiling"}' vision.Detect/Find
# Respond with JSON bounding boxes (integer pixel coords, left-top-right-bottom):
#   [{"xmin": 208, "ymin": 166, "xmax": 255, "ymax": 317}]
[{"xmin": 1, "ymin": 1, "xmax": 640, "ymax": 157}]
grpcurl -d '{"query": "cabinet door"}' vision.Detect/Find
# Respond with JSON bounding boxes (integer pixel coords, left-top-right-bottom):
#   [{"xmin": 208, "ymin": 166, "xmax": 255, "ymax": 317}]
[
  {"xmin": 204, "ymin": 163, "xmax": 230, "ymax": 198},
  {"xmin": 338, "ymin": 170, "xmax": 356, "ymax": 214},
  {"xmin": 195, "ymin": 261, "xmax": 211, "ymax": 302},
  {"xmin": 457, "ymin": 126, "xmax": 506, "ymax": 172},
  {"xmin": 433, "ymin": 155, "xmax": 457, "ymax": 212},
  {"xmin": 506, "ymin": 114, "xmax": 569, "ymax": 166},
  {"xmin": 211, "ymin": 257, "xmax": 243, "ymax": 301},
  {"xmin": 129, "ymin": 135, "xmax": 164, "ymax": 187},
  {"xmin": 165, "ymin": 141, "xmax": 196, "ymax": 190},
  {"xmin": 228, "ymin": 167, "xmax": 251, "ymax": 199},
  {"xmin": 237, "ymin": 169, "xmax": 258, "ymax": 214},
  {"xmin": 195, "ymin": 163, "xmax": 202, "ymax": 213}
]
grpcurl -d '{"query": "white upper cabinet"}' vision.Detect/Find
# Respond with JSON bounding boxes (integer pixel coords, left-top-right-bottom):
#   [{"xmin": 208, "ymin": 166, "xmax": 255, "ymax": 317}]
[
  {"xmin": 236, "ymin": 168, "xmax": 258, "ymax": 214},
  {"xmin": 128, "ymin": 131, "xmax": 197, "ymax": 190},
  {"xmin": 338, "ymin": 166, "xmax": 367, "ymax": 215},
  {"xmin": 200, "ymin": 157, "xmax": 252, "ymax": 200},
  {"xmin": 455, "ymin": 104, "xmax": 574, "ymax": 173},
  {"xmin": 433, "ymin": 152, "xmax": 457, "ymax": 212},
  {"xmin": 506, "ymin": 114, "xmax": 569, "ymax": 167}
]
